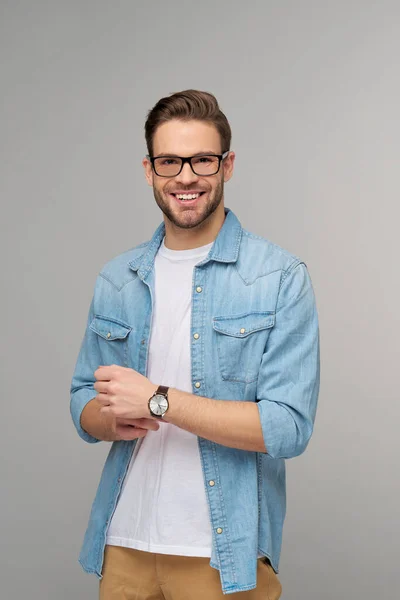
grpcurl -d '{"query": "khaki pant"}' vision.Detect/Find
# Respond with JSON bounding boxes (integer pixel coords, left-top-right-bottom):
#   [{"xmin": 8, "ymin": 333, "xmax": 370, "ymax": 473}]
[{"xmin": 99, "ymin": 545, "xmax": 282, "ymax": 599}]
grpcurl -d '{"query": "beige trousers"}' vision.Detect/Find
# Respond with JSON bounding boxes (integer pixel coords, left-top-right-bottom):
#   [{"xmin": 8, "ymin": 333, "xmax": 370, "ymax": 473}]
[{"xmin": 99, "ymin": 545, "xmax": 282, "ymax": 600}]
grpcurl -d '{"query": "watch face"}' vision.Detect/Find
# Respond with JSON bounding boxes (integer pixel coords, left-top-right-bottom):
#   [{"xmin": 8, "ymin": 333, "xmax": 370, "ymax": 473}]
[{"xmin": 150, "ymin": 394, "xmax": 168, "ymax": 415}]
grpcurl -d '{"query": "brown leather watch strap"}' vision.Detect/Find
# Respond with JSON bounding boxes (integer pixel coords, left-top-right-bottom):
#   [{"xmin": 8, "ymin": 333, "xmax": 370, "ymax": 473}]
[{"xmin": 156, "ymin": 385, "xmax": 169, "ymax": 396}]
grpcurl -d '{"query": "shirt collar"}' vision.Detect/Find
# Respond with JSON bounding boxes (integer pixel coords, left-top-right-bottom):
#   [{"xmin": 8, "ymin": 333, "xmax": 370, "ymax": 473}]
[{"xmin": 128, "ymin": 207, "xmax": 242, "ymax": 280}]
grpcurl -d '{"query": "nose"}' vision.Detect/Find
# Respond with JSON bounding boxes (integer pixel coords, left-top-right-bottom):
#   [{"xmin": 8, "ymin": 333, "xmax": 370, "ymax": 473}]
[{"xmin": 174, "ymin": 161, "xmax": 199, "ymax": 186}]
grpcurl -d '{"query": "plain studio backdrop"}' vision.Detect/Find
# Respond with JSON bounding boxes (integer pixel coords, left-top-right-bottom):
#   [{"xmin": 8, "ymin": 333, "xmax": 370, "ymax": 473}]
[{"xmin": 1, "ymin": 1, "xmax": 399, "ymax": 599}]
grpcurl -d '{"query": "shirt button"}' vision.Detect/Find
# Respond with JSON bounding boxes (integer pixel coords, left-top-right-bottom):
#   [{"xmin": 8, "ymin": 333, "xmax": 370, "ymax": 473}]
[
  {"xmin": 196, "ymin": 286, "xmax": 203, "ymax": 293},
  {"xmin": 209, "ymin": 480, "xmax": 215, "ymax": 486},
  {"xmin": 195, "ymin": 382, "xmax": 201, "ymax": 389},
  {"xmin": 216, "ymin": 527, "xmax": 223, "ymax": 534},
  {"xmin": 107, "ymin": 332, "xmax": 111, "ymax": 338},
  {"xmin": 240, "ymin": 328, "xmax": 245, "ymax": 334},
  {"xmin": 193, "ymin": 333, "xmax": 200, "ymax": 340}
]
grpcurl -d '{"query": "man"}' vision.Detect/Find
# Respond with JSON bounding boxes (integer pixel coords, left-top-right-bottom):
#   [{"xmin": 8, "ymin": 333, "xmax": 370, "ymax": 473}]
[{"xmin": 70, "ymin": 89, "xmax": 320, "ymax": 599}]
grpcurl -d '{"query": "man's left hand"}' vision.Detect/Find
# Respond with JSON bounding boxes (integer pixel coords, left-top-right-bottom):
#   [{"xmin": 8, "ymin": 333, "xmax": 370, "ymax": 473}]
[{"xmin": 94, "ymin": 364, "xmax": 158, "ymax": 419}]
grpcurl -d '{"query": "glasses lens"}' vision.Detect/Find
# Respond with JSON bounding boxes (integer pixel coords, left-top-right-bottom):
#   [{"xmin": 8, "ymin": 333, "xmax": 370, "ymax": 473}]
[
  {"xmin": 153, "ymin": 157, "xmax": 182, "ymax": 177},
  {"xmin": 191, "ymin": 155, "xmax": 220, "ymax": 175}
]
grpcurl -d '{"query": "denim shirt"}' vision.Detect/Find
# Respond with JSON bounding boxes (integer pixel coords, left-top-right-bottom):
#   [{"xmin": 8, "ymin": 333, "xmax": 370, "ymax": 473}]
[{"xmin": 70, "ymin": 207, "xmax": 320, "ymax": 595}]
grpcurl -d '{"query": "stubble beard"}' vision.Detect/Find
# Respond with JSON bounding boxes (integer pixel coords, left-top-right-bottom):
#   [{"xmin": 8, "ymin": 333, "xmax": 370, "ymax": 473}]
[{"xmin": 152, "ymin": 178, "xmax": 224, "ymax": 230}]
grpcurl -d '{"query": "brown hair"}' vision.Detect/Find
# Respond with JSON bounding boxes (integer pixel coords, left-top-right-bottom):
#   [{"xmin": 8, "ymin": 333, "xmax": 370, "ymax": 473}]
[{"xmin": 144, "ymin": 89, "xmax": 232, "ymax": 156}]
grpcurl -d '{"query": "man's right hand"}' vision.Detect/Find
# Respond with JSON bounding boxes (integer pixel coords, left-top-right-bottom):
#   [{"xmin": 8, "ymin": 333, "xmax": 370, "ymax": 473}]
[{"xmin": 80, "ymin": 398, "xmax": 161, "ymax": 442}]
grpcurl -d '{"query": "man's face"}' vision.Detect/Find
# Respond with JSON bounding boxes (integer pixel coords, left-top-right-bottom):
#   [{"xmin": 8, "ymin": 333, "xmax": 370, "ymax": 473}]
[{"xmin": 143, "ymin": 119, "xmax": 235, "ymax": 230}]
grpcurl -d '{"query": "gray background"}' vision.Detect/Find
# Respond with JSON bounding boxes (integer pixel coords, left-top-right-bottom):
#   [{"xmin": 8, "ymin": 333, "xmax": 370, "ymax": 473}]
[{"xmin": 1, "ymin": 1, "xmax": 399, "ymax": 598}]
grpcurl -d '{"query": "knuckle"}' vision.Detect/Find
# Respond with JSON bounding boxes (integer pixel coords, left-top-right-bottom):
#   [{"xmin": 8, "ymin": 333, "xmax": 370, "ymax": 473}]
[
  {"xmin": 108, "ymin": 381, "xmax": 118, "ymax": 395},
  {"xmin": 112, "ymin": 365, "xmax": 121, "ymax": 378}
]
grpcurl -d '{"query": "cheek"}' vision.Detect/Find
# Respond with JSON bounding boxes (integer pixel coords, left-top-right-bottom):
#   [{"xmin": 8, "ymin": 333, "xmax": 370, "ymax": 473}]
[
  {"xmin": 210, "ymin": 177, "xmax": 222, "ymax": 195},
  {"xmin": 152, "ymin": 180, "xmax": 165, "ymax": 197},
  {"xmin": 162, "ymin": 184, "xmax": 173, "ymax": 198}
]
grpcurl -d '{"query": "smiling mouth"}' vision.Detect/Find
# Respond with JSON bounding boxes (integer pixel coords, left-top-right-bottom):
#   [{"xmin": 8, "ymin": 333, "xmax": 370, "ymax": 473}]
[{"xmin": 169, "ymin": 191, "xmax": 206, "ymax": 203}]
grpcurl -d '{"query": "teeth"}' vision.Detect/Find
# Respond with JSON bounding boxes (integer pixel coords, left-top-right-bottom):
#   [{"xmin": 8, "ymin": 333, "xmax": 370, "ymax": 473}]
[{"xmin": 175, "ymin": 193, "xmax": 200, "ymax": 200}]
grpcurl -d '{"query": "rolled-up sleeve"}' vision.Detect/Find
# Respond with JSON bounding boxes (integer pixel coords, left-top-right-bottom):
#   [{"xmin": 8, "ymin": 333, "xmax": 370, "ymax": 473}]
[
  {"xmin": 256, "ymin": 261, "xmax": 320, "ymax": 459},
  {"xmin": 70, "ymin": 284, "xmax": 101, "ymax": 444}
]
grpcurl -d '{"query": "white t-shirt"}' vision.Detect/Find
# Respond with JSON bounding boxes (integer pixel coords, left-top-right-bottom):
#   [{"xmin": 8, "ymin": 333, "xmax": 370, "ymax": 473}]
[{"xmin": 106, "ymin": 237, "xmax": 214, "ymax": 556}]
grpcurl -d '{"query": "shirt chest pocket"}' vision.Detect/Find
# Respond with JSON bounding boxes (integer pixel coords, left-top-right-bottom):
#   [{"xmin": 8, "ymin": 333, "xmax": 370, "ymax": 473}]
[
  {"xmin": 212, "ymin": 311, "xmax": 275, "ymax": 383},
  {"xmin": 89, "ymin": 315, "xmax": 132, "ymax": 367}
]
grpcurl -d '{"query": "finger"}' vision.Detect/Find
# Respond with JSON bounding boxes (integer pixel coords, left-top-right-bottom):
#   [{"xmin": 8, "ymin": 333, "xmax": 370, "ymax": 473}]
[
  {"xmin": 136, "ymin": 418, "xmax": 160, "ymax": 431},
  {"xmin": 97, "ymin": 393, "xmax": 111, "ymax": 407},
  {"xmin": 94, "ymin": 381, "xmax": 109, "ymax": 393},
  {"xmin": 116, "ymin": 425, "xmax": 148, "ymax": 441},
  {"xmin": 94, "ymin": 365, "xmax": 116, "ymax": 381},
  {"xmin": 118, "ymin": 418, "xmax": 160, "ymax": 431}
]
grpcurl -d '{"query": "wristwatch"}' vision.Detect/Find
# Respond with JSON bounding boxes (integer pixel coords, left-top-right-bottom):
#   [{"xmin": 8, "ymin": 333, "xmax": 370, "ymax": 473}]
[{"xmin": 148, "ymin": 385, "xmax": 169, "ymax": 419}]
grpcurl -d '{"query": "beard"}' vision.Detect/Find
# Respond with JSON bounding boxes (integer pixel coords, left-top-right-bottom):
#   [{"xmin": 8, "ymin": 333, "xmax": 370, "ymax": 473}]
[{"xmin": 152, "ymin": 178, "xmax": 224, "ymax": 229}]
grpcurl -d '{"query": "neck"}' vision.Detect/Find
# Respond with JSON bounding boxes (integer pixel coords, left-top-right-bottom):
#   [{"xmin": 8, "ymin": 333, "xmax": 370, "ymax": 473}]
[{"xmin": 163, "ymin": 203, "xmax": 226, "ymax": 250}]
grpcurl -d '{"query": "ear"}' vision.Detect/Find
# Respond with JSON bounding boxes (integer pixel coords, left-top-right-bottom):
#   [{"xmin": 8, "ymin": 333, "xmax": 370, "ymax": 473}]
[
  {"xmin": 222, "ymin": 151, "xmax": 235, "ymax": 183},
  {"xmin": 142, "ymin": 156, "xmax": 154, "ymax": 187}
]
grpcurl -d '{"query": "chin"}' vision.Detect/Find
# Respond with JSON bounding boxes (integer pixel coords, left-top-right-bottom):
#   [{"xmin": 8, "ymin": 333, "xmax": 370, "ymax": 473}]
[{"xmin": 171, "ymin": 212, "xmax": 205, "ymax": 229}]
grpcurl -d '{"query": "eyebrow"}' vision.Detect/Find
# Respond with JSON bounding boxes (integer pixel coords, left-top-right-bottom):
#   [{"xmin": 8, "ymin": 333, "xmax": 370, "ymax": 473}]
[{"xmin": 155, "ymin": 150, "xmax": 221, "ymax": 157}]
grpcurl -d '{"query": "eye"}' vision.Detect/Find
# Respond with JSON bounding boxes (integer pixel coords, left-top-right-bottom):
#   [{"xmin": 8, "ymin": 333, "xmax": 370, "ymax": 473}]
[
  {"xmin": 192, "ymin": 155, "xmax": 219, "ymax": 168},
  {"xmin": 160, "ymin": 158, "xmax": 179, "ymax": 165}
]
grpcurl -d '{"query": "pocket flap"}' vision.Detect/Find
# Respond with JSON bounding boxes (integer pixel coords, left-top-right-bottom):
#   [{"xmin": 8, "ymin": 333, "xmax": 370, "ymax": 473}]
[
  {"xmin": 212, "ymin": 311, "xmax": 275, "ymax": 338},
  {"xmin": 89, "ymin": 315, "xmax": 132, "ymax": 341}
]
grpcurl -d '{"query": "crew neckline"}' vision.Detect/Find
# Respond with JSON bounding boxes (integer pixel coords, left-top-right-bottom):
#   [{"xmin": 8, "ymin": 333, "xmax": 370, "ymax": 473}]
[{"xmin": 158, "ymin": 237, "xmax": 214, "ymax": 261}]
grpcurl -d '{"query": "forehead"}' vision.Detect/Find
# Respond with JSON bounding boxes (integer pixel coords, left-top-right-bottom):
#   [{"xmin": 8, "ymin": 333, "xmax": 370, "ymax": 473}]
[{"xmin": 153, "ymin": 119, "xmax": 221, "ymax": 156}]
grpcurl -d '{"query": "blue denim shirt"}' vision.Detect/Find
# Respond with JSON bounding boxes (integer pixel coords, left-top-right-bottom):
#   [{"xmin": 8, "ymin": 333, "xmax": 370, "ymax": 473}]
[{"xmin": 70, "ymin": 207, "xmax": 320, "ymax": 595}]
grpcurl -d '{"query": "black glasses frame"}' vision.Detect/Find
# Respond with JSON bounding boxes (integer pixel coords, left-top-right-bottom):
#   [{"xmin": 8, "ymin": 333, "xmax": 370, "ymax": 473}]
[{"xmin": 146, "ymin": 151, "xmax": 230, "ymax": 177}]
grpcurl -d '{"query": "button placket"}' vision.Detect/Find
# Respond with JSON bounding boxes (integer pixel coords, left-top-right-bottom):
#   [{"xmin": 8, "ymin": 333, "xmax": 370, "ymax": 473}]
[{"xmin": 192, "ymin": 271, "xmax": 205, "ymax": 395}]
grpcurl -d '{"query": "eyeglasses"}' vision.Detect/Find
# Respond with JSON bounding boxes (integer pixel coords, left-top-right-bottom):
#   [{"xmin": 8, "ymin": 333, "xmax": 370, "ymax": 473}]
[{"xmin": 146, "ymin": 151, "xmax": 229, "ymax": 177}]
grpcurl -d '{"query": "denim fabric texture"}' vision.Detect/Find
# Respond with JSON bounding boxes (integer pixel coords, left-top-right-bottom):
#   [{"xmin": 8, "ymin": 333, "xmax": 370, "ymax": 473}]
[{"xmin": 70, "ymin": 207, "xmax": 320, "ymax": 595}]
